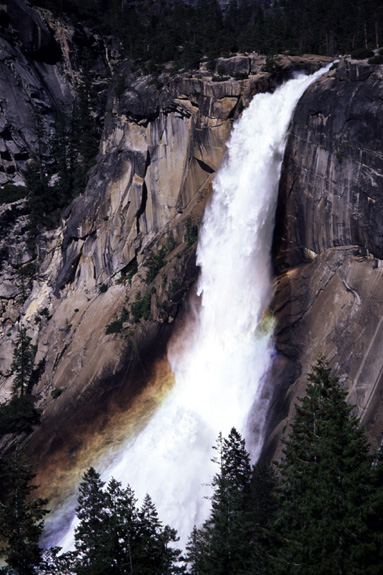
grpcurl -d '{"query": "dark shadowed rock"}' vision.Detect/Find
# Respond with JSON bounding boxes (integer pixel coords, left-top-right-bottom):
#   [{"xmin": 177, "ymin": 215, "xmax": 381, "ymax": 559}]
[
  {"xmin": 4, "ymin": 0, "xmax": 62, "ymax": 63},
  {"xmin": 268, "ymin": 58, "xmax": 383, "ymax": 459}
]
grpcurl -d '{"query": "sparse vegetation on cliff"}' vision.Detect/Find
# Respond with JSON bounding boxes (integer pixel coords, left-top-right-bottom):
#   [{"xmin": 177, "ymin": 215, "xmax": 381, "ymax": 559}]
[
  {"xmin": 144, "ymin": 246, "xmax": 168, "ymax": 285},
  {"xmin": 0, "ymin": 328, "xmax": 40, "ymax": 437},
  {"xmin": 184, "ymin": 217, "xmax": 199, "ymax": 247},
  {"xmin": 130, "ymin": 290, "xmax": 152, "ymax": 322}
]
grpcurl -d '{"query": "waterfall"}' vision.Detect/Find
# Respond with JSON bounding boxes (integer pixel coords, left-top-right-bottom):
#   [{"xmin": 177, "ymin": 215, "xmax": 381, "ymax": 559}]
[{"xmin": 54, "ymin": 64, "xmax": 332, "ymax": 552}]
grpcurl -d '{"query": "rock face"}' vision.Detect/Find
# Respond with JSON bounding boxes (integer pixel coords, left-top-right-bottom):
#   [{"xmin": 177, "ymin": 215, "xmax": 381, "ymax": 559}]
[
  {"xmin": 0, "ymin": 2, "xmax": 333, "ymax": 490},
  {"xmin": 5, "ymin": 0, "xmax": 379, "ymax": 501},
  {"xmin": 0, "ymin": 0, "xmax": 111, "ymax": 186},
  {"xmin": 25, "ymin": 54, "xmax": 329, "ymax": 476},
  {"xmin": 268, "ymin": 57, "xmax": 383, "ymax": 458},
  {"xmin": 0, "ymin": 0, "xmax": 70, "ymax": 184}
]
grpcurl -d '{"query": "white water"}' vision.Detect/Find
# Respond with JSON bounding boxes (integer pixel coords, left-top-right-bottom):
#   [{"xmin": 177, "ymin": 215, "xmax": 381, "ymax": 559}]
[{"xmin": 54, "ymin": 65, "xmax": 331, "ymax": 552}]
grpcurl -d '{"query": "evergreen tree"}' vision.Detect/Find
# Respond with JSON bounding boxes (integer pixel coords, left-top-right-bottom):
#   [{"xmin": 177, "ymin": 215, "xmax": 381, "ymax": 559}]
[
  {"xmin": 0, "ymin": 450, "xmax": 49, "ymax": 575},
  {"xmin": 74, "ymin": 468, "xmax": 109, "ymax": 575},
  {"xmin": 25, "ymin": 155, "xmax": 50, "ymax": 242},
  {"xmin": 137, "ymin": 494, "xmax": 182, "ymax": 575},
  {"xmin": 363, "ymin": 450, "xmax": 383, "ymax": 574},
  {"xmin": 0, "ymin": 395, "xmax": 40, "ymax": 437},
  {"xmin": 248, "ymin": 462, "xmax": 278, "ymax": 575},
  {"xmin": 186, "ymin": 428, "xmax": 253, "ymax": 575},
  {"xmin": 39, "ymin": 547, "xmax": 77, "ymax": 575},
  {"xmin": 102, "ymin": 478, "xmax": 138, "ymax": 575},
  {"xmin": 9, "ymin": 328, "xmax": 36, "ymax": 398},
  {"xmin": 73, "ymin": 469, "xmax": 182, "ymax": 575},
  {"xmin": 185, "ymin": 527, "xmax": 207, "ymax": 575},
  {"xmin": 273, "ymin": 357, "xmax": 373, "ymax": 575},
  {"xmin": 0, "ymin": 328, "xmax": 40, "ymax": 437},
  {"xmin": 51, "ymin": 109, "xmax": 74, "ymax": 208}
]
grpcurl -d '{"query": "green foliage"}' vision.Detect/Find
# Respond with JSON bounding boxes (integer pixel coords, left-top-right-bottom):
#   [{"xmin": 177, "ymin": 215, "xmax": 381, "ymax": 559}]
[
  {"xmin": 25, "ymin": 58, "xmax": 101, "ymax": 242},
  {"xmin": 50, "ymin": 388, "xmax": 63, "ymax": 399},
  {"xmin": 131, "ymin": 290, "xmax": 151, "ymax": 322},
  {"xmin": 165, "ymin": 234, "xmax": 176, "ymax": 253},
  {"xmin": 73, "ymin": 467, "xmax": 109, "ymax": 574},
  {"xmin": 29, "ymin": 0, "xmax": 383, "ymax": 63},
  {"xmin": 122, "ymin": 257, "xmax": 138, "ymax": 284},
  {"xmin": 351, "ymin": 47, "xmax": 375, "ymax": 59},
  {"xmin": 0, "ymin": 450, "xmax": 49, "ymax": 575},
  {"xmin": 262, "ymin": 54, "xmax": 283, "ymax": 74},
  {"xmin": 169, "ymin": 278, "xmax": 181, "ymax": 297},
  {"xmin": 206, "ymin": 59, "xmax": 217, "ymax": 73},
  {"xmin": 40, "ymin": 307, "xmax": 50, "ymax": 319},
  {"xmin": 368, "ymin": 55, "xmax": 383, "ymax": 65},
  {"xmin": 272, "ymin": 357, "xmax": 374, "ymax": 574},
  {"xmin": 184, "ymin": 217, "xmax": 198, "ymax": 247},
  {"xmin": 365, "ymin": 452, "xmax": 383, "ymax": 572},
  {"xmin": 0, "ymin": 328, "xmax": 40, "ymax": 437},
  {"xmin": 0, "ymin": 183, "xmax": 26, "ymax": 204},
  {"xmin": 234, "ymin": 72, "xmax": 248, "ymax": 80},
  {"xmin": 8, "ymin": 328, "xmax": 36, "ymax": 398},
  {"xmin": 185, "ymin": 361, "xmax": 383, "ymax": 574},
  {"xmin": 186, "ymin": 428, "xmax": 257, "ymax": 575},
  {"xmin": 211, "ymin": 74, "xmax": 230, "ymax": 82},
  {"xmin": 105, "ymin": 307, "xmax": 128, "ymax": 335},
  {"xmin": 145, "ymin": 246, "xmax": 167, "ymax": 284},
  {"xmin": 105, "ymin": 318, "xmax": 123, "ymax": 335},
  {"xmin": 99, "ymin": 283, "xmax": 108, "ymax": 293},
  {"xmin": 67, "ymin": 467, "xmax": 182, "ymax": 575},
  {"xmin": 0, "ymin": 396, "xmax": 40, "ymax": 436},
  {"xmin": 248, "ymin": 463, "xmax": 278, "ymax": 575}
]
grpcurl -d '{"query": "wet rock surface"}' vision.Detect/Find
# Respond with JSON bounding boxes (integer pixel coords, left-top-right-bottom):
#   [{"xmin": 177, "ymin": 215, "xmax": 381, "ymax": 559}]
[{"xmin": 268, "ymin": 58, "xmax": 383, "ymax": 459}]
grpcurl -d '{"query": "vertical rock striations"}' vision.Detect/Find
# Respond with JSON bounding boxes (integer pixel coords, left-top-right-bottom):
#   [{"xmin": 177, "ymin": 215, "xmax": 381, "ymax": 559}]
[
  {"xmin": 0, "ymin": 0, "xmax": 334, "ymax": 495},
  {"xmin": 270, "ymin": 57, "xmax": 383, "ymax": 458}
]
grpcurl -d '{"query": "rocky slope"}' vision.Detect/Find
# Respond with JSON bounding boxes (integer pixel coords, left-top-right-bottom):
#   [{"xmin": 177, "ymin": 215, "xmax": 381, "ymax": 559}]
[
  {"xmin": 0, "ymin": 1, "xmax": 337, "ymax": 505},
  {"xmin": 267, "ymin": 56, "xmax": 383, "ymax": 458},
  {"xmin": 23, "ymin": 54, "xmax": 329, "ymax": 491}
]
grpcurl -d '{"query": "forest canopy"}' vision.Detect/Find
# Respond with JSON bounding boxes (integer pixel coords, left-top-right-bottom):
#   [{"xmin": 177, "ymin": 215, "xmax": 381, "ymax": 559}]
[
  {"xmin": 29, "ymin": 0, "xmax": 383, "ymax": 67},
  {"xmin": 2, "ymin": 360, "xmax": 383, "ymax": 574}
]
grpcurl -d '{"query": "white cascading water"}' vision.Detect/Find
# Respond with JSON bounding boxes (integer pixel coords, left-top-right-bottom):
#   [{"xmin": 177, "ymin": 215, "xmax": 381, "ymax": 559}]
[{"xmin": 55, "ymin": 64, "xmax": 331, "ymax": 551}]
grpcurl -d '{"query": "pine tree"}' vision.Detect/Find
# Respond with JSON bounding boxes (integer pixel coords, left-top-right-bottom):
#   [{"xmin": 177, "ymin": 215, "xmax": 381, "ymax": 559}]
[
  {"xmin": 273, "ymin": 357, "xmax": 373, "ymax": 575},
  {"xmin": 9, "ymin": 328, "xmax": 36, "ymax": 398},
  {"xmin": 103, "ymin": 478, "xmax": 138, "ymax": 575},
  {"xmin": 137, "ymin": 494, "xmax": 182, "ymax": 575},
  {"xmin": 363, "ymin": 450, "xmax": 383, "ymax": 573},
  {"xmin": 73, "ymin": 469, "xmax": 182, "ymax": 575},
  {"xmin": 185, "ymin": 527, "xmax": 207, "ymax": 575},
  {"xmin": 0, "ymin": 326, "xmax": 40, "ymax": 437},
  {"xmin": 186, "ymin": 428, "xmax": 253, "ymax": 575},
  {"xmin": 0, "ymin": 450, "xmax": 49, "ymax": 575},
  {"xmin": 51, "ymin": 109, "xmax": 74, "ymax": 209},
  {"xmin": 40, "ymin": 546, "xmax": 77, "ymax": 575},
  {"xmin": 74, "ymin": 468, "xmax": 109, "ymax": 575},
  {"xmin": 248, "ymin": 462, "xmax": 278, "ymax": 575}
]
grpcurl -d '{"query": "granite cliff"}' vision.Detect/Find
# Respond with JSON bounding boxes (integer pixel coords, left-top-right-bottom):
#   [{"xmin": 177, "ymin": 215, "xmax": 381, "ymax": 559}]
[
  {"xmin": 268, "ymin": 56, "xmax": 383, "ymax": 457},
  {"xmin": 1, "ymin": 0, "xmax": 383, "ymax": 505},
  {"xmin": 0, "ymin": 0, "xmax": 333, "ymax": 492}
]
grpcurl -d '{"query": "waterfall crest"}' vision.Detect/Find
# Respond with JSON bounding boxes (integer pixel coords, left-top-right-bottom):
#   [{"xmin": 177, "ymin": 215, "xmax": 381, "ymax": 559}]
[{"xmin": 55, "ymin": 64, "xmax": 332, "ymax": 552}]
